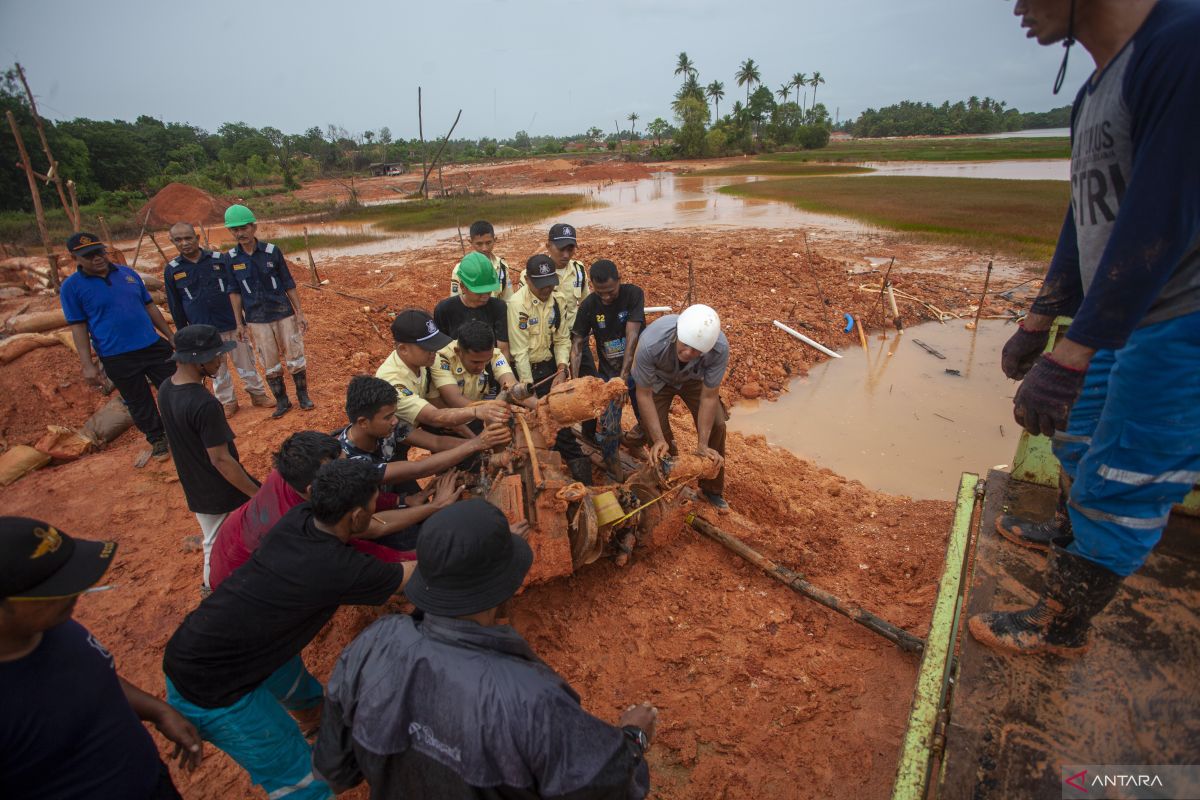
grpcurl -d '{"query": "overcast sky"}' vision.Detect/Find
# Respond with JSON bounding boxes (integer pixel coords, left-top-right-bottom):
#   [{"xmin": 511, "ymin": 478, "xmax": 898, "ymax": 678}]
[{"xmin": 1, "ymin": 0, "xmax": 1087, "ymax": 140}]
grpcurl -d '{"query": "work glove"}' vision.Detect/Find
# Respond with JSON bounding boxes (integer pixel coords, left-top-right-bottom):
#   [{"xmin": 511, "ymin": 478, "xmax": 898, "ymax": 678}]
[
  {"xmin": 1012, "ymin": 354, "xmax": 1087, "ymax": 437},
  {"xmin": 1000, "ymin": 322, "xmax": 1050, "ymax": 380}
]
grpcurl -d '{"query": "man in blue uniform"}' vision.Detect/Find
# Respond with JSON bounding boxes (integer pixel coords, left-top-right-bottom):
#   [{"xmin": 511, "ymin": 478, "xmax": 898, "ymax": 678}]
[
  {"xmin": 970, "ymin": 0, "xmax": 1200, "ymax": 657},
  {"xmin": 60, "ymin": 232, "xmax": 176, "ymax": 460},
  {"xmin": 165, "ymin": 222, "xmax": 271, "ymax": 418},
  {"xmin": 223, "ymin": 204, "xmax": 314, "ymax": 418}
]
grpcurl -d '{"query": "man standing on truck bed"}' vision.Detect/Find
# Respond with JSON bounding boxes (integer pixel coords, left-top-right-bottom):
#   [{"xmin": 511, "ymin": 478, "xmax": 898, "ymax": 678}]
[{"xmin": 971, "ymin": 0, "xmax": 1200, "ymax": 657}]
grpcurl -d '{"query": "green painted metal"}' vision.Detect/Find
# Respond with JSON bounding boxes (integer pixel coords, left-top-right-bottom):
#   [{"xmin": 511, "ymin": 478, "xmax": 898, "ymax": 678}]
[{"xmin": 891, "ymin": 473, "xmax": 980, "ymax": 800}]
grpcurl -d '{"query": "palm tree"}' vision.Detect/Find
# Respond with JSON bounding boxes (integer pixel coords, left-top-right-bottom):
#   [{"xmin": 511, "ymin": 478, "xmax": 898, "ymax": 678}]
[
  {"xmin": 705, "ymin": 80, "xmax": 725, "ymax": 119},
  {"xmin": 735, "ymin": 58, "xmax": 761, "ymax": 103},
  {"xmin": 776, "ymin": 83, "xmax": 792, "ymax": 103},
  {"xmin": 674, "ymin": 52, "xmax": 697, "ymax": 80},
  {"xmin": 792, "ymin": 72, "xmax": 808, "ymax": 110},
  {"xmin": 627, "ymin": 112, "xmax": 639, "ymax": 137},
  {"xmin": 809, "ymin": 72, "xmax": 825, "ymax": 108}
]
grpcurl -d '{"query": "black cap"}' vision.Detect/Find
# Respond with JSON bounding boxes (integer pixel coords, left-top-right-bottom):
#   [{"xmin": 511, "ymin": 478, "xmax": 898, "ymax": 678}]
[
  {"xmin": 405, "ymin": 499, "xmax": 533, "ymax": 617},
  {"xmin": 391, "ymin": 309, "xmax": 452, "ymax": 351},
  {"xmin": 524, "ymin": 254, "xmax": 561, "ymax": 289},
  {"xmin": 66, "ymin": 232, "xmax": 106, "ymax": 256},
  {"xmin": 171, "ymin": 324, "xmax": 237, "ymax": 363},
  {"xmin": 0, "ymin": 517, "xmax": 117, "ymax": 600},
  {"xmin": 548, "ymin": 223, "xmax": 577, "ymax": 246}
]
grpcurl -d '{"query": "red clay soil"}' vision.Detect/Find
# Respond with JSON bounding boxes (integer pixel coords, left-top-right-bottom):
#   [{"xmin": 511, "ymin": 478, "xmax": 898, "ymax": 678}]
[{"xmin": 138, "ymin": 183, "xmax": 228, "ymax": 228}]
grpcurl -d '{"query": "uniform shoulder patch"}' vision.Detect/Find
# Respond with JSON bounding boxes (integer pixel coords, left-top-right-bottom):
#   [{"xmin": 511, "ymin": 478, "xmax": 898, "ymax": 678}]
[
  {"xmin": 265, "ymin": 243, "xmax": 276, "ymax": 254},
  {"xmin": 233, "ymin": 263, "xmax": 247, "ymax": 270},
  {"xmin": 399, "ymin": 386, "xmax": 414, "ymax": 397},
  {"xmin": 174, "ymin": 272, "xmax": 187, "ymax": 280},
  {"xmin": 168, "ymin": 259, "xmax": 179, "ymax": 267}
]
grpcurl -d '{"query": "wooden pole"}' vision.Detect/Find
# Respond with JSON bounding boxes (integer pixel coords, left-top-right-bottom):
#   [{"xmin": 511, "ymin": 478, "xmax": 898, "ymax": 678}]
[
  {"xmin": 97, "ymin": 215, "xmax": 113, "ymax": 245},
  {"xmin": 7, "ymin": 110, "xmax": 61, "ymax": 292},
  {"xmin": 972, "ymin": 260, "xmax": 994, "ymax": 328},
  {"xmin": 146, "ymin": 230, "xmax": 170, "ymax": 262},
  {"xmin": 417, "ymin": 109, "xmax": 463, "ymax": 198},
  {"xmin": 686, "ymin": 257, "xmax": 696, "ymax": 307},
  {"xmin": 302, "ymin": 228, "xmax": 321, "ymax": 286},
  {"xmin": 418, "ymin": 87, "xmax": 428, "ymax": 200},
  {"xmin": 15, "ymin": 63, "xmax": 74, "ymax": 226},
  {"xmin": 67, "ymin": 180, "xmax": 81, "ymax": 231},
  {"xmin": 129, "ymin": 218, "xmax": 148, "ymax": 270},
  {"xmin": 803, "ymin": 233, "xmax": 833, "ymax": 336},
  {"xmin": 855, "ymin": 315, "xmax": 869, "ymax": 353}
]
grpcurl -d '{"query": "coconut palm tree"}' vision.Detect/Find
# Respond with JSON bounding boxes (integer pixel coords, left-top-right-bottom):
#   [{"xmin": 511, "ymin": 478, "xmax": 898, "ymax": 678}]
[
  {"xmin": 627, "ymin": 112, "xmax": 639, "ymax": 137},
  {"xmin": 809, "ymin": 72, "xmax": 825, "ymax": 109},
  {"xmin": 674, "ymin": 52, "xmax": 697, "ymax": 80},
  {"xmin": 735, "ymin": 58, "xmax": 761, "ymax": 104},
  {"xmin": 706, "ymin": 80, "xmax": 725, "ymax": 119},
  {"xmin": 776, "ymin": 83, "xmax": 792, "ymax": 103},
  {"xmin": 792, "ymin": 72, "xmax": 808, "ymax": 110}
]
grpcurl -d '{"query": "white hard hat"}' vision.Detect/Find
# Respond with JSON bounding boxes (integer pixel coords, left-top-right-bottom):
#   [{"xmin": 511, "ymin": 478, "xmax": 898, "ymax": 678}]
[{"xmin": 677, "ymin": 304, "xmax": 721, "ymax": 353}]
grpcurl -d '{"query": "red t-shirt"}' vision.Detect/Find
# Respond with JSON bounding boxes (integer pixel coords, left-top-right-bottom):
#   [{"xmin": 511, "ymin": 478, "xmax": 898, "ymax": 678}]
[{"xmin": 209, "ymin": 470, "xmax": 413, "ymax": 589}]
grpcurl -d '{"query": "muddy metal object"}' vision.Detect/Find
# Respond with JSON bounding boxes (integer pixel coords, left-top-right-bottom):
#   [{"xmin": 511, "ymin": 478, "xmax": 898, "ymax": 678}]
[
  {"xmin": 480, "ymin": 376, "xmax": 699, "ymax": 586},
  {"xmin": 685, "ymin": 513, "xmax": 926, "ymax": 654},
  {"xmin": 912, "ymin": 339, "xmax": 947, "ymax": 360}
]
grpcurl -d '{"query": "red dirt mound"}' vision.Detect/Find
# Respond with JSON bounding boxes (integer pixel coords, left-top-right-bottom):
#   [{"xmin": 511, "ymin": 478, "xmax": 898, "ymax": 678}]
[{"xmin": 138, "ymin": 183, "xmax": 227, "ymax": 228}]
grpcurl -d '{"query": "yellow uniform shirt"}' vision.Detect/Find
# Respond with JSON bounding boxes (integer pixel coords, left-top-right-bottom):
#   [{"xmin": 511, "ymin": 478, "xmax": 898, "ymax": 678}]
[
  {"xmin": 430, "ymin": 344, "xmax": 515, "ymax": 403},
  {"xmin": 450, "ymin": 254, "xmax": 513, "ymax": 301},
  {"xmin": 506, "ymin": 285, "xmax": 570, "ymax": 384},
  {"xmin": 375, "ymin": 351, "xmax": 437, "ymax": 425},
  {"xmin": 519, "ymin": 258, "xmax": 589, "ymax": 332}
]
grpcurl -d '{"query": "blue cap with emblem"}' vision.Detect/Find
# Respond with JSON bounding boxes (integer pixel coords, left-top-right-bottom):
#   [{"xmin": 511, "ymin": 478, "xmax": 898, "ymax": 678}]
[{"xmin": 66, "ymin": 232, "xmax": 106, "ymax": 257}]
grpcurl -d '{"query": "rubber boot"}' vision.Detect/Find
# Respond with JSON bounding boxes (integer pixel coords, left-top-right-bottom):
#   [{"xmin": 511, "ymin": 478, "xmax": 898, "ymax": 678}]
[
  {"xmin": 567, "ymin": 457, "xmax": 593, "ymax": 486},
  {"xmin": 968, "ymin": 539, "xmax": 1122, "ymax": 657},
  {"xmin": 292, "ymin": 370, "xmax": 315, "ymax": 410},
  {"xmin": 996, "ymin": 475, "xmax": 1073, "ymax": 552},
  {"xmin": 267, "ymin": 375, "xmax": 292, "ymax": 419}
]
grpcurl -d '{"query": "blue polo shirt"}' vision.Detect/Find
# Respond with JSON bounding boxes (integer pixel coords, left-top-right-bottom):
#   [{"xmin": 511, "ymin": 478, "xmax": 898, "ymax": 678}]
[
  {"xmin": 164, "ymin": 250, "xmax": 237, "ymax": 332},
  {"xmin": 60, "ymin": 263, "xmax": 160, "ymax": 358},
  {"xmin": 226, "ymin": 241, "xmax": 296, "ymax": 324}
]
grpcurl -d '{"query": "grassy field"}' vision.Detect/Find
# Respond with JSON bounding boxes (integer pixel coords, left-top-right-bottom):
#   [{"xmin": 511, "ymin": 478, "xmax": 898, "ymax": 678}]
[
  {"xmin": 693, "ymin": 162, "xmax": 873, "ymax": 177},
  {"xmin": 721, "ymin": 175, "xmax": 1069, "ymax": 260},
  {"xmin": 763, "ymin": 136, "xmax": 1070, "ymax": 163},
  {"xmin": 270, "ymin": 232, "xmax": 383, "ymax": 253},
  {"xmin": 331, "ymin": 193, "xmax": 590, "ymax": 232}
]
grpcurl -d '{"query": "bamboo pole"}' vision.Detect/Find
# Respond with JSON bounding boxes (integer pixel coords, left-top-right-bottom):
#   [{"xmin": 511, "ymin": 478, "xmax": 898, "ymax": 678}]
[
  {"xmin": 855, "ymin": 315, "xmax": 869, "ymax": 353},
  {"xmin": 972, "ymin": 260, "xmax": 994, "ymax": 328},
  {"xmin": 146, "ymin": 230, "xmax": 170, "ymax": 263},
  {"xmin": 6, "ymin": 110, "xmax": 60, "ymax": 292},
  {"xmin": 15, "ymin": 63, "xmax": 74, "ymax": 227},
  {"xmin": 302, "ymin": 228, "xmax": 321, "ymax": 286},
  {"xmin": 97, "ymin": 215, "xmax": 113, "ymax": 245},
  {"xmin": 67, "ymin": 180, "xmax": 81, "ymax": 230}
]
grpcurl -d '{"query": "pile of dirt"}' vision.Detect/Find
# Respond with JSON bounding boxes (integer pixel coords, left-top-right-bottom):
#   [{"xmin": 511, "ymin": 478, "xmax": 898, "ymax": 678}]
[{"xmin": 138, "ymin": 183, "xmax": 227, "ymax": 228}]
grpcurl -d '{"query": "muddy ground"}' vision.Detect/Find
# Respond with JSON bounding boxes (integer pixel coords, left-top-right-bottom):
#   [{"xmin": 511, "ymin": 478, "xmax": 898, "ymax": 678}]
[{"xmin": 0, "ymin": 157, "xmax": 1039, "ymax": 799}]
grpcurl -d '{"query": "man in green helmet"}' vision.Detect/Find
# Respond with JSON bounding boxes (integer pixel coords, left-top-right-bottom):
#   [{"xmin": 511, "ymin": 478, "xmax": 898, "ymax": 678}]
[
  {"xmin": 434, "ymin": 252, "xmax": 512, "ymax": 363},
  {"xmin": 222, "ymin": 204, "xmax": 314, "ymax": 418}
]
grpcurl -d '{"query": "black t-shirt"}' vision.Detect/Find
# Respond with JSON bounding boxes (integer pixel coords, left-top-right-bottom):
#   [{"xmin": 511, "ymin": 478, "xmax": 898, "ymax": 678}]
[
  {"xmin": 0, "ymin": 620, "xmax": 166, "ymax": 800},
  {"xmin": 434, "ymin": 295, "xmax": 509, "ymax": 343},
  {"xmin": 571, "ymin": 285, "xmax": 646, "ymax": 379},
  {"xmin": 158, "ymin": 378, "xmax": 252, "ymax": 515},
  {"xmin": 163, "ymin": 503, "xmax": 405, "ymax": 708}
]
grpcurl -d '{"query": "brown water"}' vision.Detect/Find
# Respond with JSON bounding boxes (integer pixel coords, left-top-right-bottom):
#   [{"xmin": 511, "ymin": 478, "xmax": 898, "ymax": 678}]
[{"xmin": 730, "ymin": 319, "xmax": 1019, "ymax": 501}]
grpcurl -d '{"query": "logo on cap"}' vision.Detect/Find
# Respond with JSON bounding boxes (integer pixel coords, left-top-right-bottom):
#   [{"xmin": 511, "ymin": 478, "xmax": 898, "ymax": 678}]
[
  {"xmin": 563, "ymin": 227, "xmax": 573, "ymax": 236},
  {"xmin": 426, "ymin": 320, "xmax": 438, "ymax": 335},
  {"xmin": 32, "ymin": 526, "xmax": 63, "ymax": 559},
  {"xmin": 79, "ymin": 235, "xmax": 94, "ymax": 245}
]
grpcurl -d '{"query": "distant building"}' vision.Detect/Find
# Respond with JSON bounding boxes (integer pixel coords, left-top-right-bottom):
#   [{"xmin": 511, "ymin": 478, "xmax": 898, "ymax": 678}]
[{"xmin": 368, "ymin": 162, "xmax": 408, "ymax": 176}]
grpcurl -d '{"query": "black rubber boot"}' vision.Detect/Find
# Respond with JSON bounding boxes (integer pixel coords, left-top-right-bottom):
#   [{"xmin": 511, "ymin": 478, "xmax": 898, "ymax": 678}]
[
  {"xmin": 996, "ymin": 475, "xmax": 1073, "ymax": 552},
  {"xmin": 567, "ymin": 457, "xmax": 593, "ymax": 486},
  {"xmin": 267, "ymin": 375, "xmax": 292, "ymax": 419},
  {"xmin": 292, "ymin": 370, "xmax": 315, "ymax": 410},
  {"xmin": 968, "ymin": 539, "xmax": 1122, "ymax": 657}
]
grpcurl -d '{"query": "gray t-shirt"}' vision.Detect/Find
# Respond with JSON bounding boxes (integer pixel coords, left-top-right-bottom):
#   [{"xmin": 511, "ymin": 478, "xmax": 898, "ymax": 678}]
[{"xmin": 631, "ymin": 314, "xmax": 729, "ymax": 392}]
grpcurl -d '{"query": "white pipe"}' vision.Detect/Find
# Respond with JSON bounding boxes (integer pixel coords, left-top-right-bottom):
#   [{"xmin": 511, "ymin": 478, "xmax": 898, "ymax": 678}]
[
  {"xmin": 645, "ymin": 306, "xmax": 672, "ymax": 313},
  {"xmin": 773, "ymin": 320, "xmax": 843, "ymax": 359}
]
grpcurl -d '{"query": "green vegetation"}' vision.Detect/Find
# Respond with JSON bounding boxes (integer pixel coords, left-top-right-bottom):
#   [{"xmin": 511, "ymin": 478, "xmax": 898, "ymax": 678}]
[
  {"xmin": 331, "ymin": 193, "xmax": 590, "ymax": 233},
  {"xmin": 720, "ymin": 175, "xmax": 1069, "ymax": 260},
  {"xmin": 761, "ymin": 136, "xmax": 1070, "ymax": 163},
  {"xmin": 848, "ymin": 98, "xmax": 1072, "ymax": 137},
  {"xmin": 694, "ymin": 162, "xmax": 871, "ymax": 177},
  {"xmin": 270, "ymin": 232, "xmax": 383, "ymax": 253}
]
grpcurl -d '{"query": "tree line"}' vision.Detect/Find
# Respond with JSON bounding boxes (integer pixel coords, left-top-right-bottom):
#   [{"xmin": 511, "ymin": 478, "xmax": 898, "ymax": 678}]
[{"xmin": 848, "ymin": 97, "xmax": 1072, "ymax": 138}]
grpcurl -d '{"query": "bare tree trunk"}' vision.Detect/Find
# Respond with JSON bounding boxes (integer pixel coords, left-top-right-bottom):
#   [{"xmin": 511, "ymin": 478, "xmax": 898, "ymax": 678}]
[
  {"xmin": 16, "ymin": 63, "xmax": 75, "ymax": 227},
  {"xmin": 7, "ymin": 110, "xmax": 61, "ymax": 292}
]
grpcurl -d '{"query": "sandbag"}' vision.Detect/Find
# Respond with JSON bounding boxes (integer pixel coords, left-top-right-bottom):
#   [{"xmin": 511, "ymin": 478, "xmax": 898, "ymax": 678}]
[
  {"xmin": 0, "ymin": 445, "xmax": 52, "ymax": 486},
  {"xmin": 6, "ymin": 309, "xmax": 67, "ymax": 334},
  {"xmin": 0, "ymin": 332, "xmax": 61, "ymax": 363},
  {"xmin": 34, "ymin": 425, "xmax": 94, "ymax": 463},
  {"xmin": 81, "ymin": 396, "xmax": 135, "ymax": 444},
  {"xmin": 54, "ymin": 329, "xmax": 78, "ymax": 354}
]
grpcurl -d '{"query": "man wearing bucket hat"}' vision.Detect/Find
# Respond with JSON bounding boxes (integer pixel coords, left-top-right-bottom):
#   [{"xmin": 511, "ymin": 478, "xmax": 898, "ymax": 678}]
[
  {"xmin": 60, "ymin": 231, "xmax": 177, "ymax": 461},
  {"xmin": 434, "ymin": 251, "xmax": 513, "ymax": 362},
  {"xmin": 314, "ymin": 499, "xmax": 656, "ymax": 797},
  {"xmin": 0, "ymin": 516, "xmax": 203, "ymax": 798},
  {"xmin": 223, "ymin": 203, "xmax": 314, "ymax": 418},
  {"xmin": 158, "ymin": 324, "xmax": 262, "ymax": 593},
  {"xmin": 632, "ymin": 304, "xmax": 730, "ymax": 510}
]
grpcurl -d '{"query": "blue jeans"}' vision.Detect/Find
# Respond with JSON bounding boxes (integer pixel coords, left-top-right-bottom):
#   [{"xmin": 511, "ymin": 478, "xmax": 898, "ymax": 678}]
[
  {"xmin": 1051, "ymin": 311, "xmax": 1200, "ymax": 576},
  {"xmin": 165, "ymin": 657, "xmax": 331, "ymax": 799}
]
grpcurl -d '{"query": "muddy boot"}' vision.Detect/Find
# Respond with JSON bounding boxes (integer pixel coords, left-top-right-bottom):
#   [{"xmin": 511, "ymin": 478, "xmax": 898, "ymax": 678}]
[
  {"xmin": 996, "ymin": 475, "xmax": 1073, "ymax": 552},
  {"xmin": 267, "ymin": 376, "xmax": 292, "ymax": 419},
  {"xmin": 292, "ymin": 370, "xmax": 315, "ymax": 410},
  {"xmin": 567, "ymin": 457, "xmax": 593, "ymax": 486},
  {"xmin": 150, "ymin": 437, "xmax": 170, "ymax": 461},
  {"xmin": 222, "ymin": 400, "xmax": 239, "ymax": 419},
  {"xmin": 248, "ymin": 390, "xmax": 275, "ymax": 408},
  {"xmin": 968, "ymin": 540, "xmax": 1122, "ymax": 657}
]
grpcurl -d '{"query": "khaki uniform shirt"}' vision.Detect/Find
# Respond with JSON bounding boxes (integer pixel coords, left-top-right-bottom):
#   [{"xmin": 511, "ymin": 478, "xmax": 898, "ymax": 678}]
[
  {"xmin": 450, "ymin": 254, "xmax": 513, "ymax": 301},
  {"xmin": 375, "ymin": 351, "xmax": 438, "ymax": 425},
  {"xmin": 430, "ymin": 344, "xmax": 514, "ymax": 402},
  {"xmin": 520, "ymin": 258, "xmax": 589, "ymax": 333},
  {"xmin": 506, "ymin": 285, "xmax": 570, "ymax": 384}
]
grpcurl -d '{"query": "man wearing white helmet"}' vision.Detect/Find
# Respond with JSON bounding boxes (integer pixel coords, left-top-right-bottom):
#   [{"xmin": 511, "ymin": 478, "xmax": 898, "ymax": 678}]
[{"xmin": 631, "ymin": 304, "xmax": 729, "ymax": 509}]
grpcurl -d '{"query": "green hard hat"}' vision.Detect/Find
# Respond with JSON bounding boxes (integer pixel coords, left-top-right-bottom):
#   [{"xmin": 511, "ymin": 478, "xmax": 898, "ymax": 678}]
[
  {"xmin": 224, "ymin": 204, "xmax": 256, "ymax": 228},
  {"xmin": 458, "ymin": 251, "xmax": 501, "ymax": 294}
]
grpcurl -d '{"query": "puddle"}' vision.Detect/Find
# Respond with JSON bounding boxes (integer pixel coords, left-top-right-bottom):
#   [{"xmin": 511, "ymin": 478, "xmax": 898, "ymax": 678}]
[
  {"xmin": 855, "ymin": 159, "xmax": 1068, "ymax": 181},
  {"xmin": 730, "ymin": 319, "xmax": 1019, "ymax": 501}
]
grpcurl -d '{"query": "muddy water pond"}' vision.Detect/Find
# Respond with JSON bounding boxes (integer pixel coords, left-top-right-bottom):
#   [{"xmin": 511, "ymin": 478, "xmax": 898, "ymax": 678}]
[{"xmin": 731, "ymin": 319, "xmax": 1019, "ymax": 501}]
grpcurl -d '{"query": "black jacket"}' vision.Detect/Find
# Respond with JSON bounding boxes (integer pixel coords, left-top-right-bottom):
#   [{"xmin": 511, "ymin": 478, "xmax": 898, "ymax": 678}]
[{"xmin": 313, "ymin": 613, "xmax": 650, "ymax": 799}]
